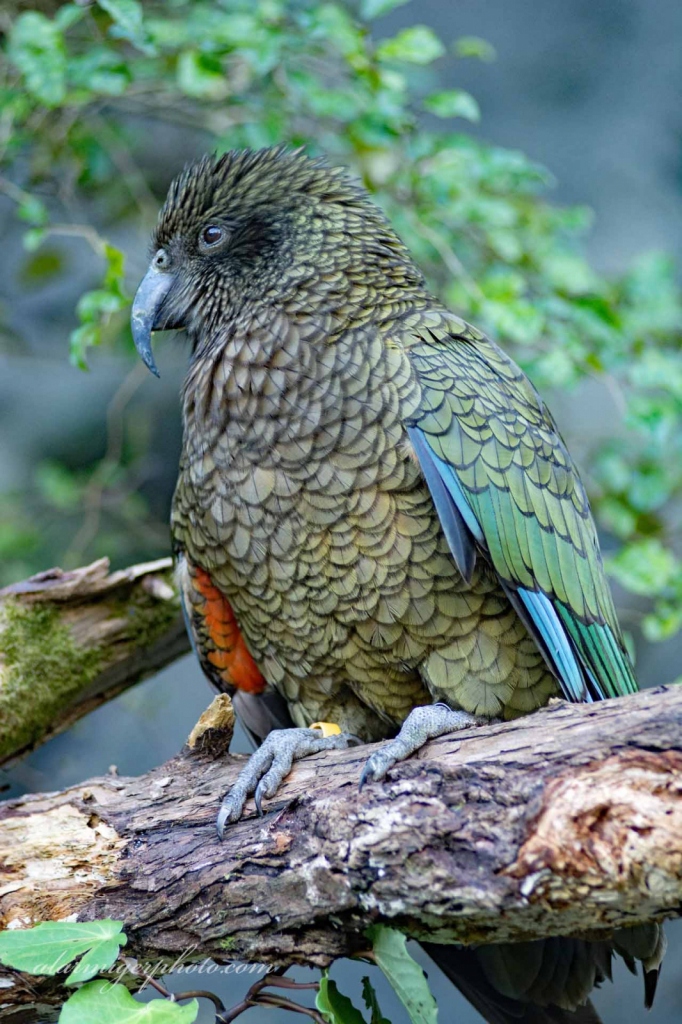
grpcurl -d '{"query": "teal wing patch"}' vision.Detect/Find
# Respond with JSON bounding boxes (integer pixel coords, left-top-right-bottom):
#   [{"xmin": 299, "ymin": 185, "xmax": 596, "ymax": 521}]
[{"xmin": 405, "ymin": 316, "xmax": 637, "ymax": 701}]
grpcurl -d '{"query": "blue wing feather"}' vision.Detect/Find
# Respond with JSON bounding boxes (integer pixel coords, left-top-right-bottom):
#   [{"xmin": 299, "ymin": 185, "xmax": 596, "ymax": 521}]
[
  {"xmin": 408, "ymin": 424, "xmax": 598, "ymax": 704},
  {"xmin": 408, "ymin": 427, "xmax": 477, "ymax": 583}
]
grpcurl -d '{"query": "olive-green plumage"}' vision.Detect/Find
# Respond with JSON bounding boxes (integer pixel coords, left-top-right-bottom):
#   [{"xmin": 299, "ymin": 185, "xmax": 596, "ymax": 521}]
[
  {"xmin": 133, "ymin": 145, "xmax": 661, "ymax": 1024},
  {"xmin": 159, "ymin": 146, "xmax": 634, "ymax": 740}
]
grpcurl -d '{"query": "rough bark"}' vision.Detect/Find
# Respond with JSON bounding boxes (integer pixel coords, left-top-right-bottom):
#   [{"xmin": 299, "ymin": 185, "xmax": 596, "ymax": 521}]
[
  {"xmin": 2, "ymin": 685, "xmax": 682, "ymax": 1016},
  {"xmin": 0, "ymin": 558, "xmax": 190, "ymax": 766}
]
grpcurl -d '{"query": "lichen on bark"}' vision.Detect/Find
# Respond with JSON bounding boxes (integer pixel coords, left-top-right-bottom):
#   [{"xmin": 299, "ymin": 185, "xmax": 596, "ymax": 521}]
[
  {"xmin": 0, "ymin": 600, "xmax": 103, "ymax": 760},
  {"xmin": 0, "ymin": 559, "xmax": 188, "ymax": 765}
]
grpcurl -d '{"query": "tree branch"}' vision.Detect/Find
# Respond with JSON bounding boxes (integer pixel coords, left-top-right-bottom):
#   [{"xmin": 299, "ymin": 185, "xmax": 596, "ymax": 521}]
[
  {"xmin": 2, "ymin": 685, "xmax": 682, "ymax": 1017},
  {"xmin": 0, "ymin": 558, "xmax": 190, "ymax": 766}
]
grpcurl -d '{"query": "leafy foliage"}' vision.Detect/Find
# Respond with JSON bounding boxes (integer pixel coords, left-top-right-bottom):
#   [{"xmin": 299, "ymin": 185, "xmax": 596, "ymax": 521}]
[
  {"xmin": 0, "ymin": 922, "xmax": 196, "ymax": 1022},
  {"xmin": 0, "ymin": 919, "xmax": 126, "ymax": 985},
  {"xmin": 362, "ymin": 975, "xmax": 392, "ymax": 1023},
  {"xmin": 317, "ymin": 971, "xmax": 370, "ymax": 1023},
  {"xmin": 1, "ymin": 0, "xmax": 681, "ymax": 645},
  {"xmin": 60, "ymin": 981, "xmax": 198, "ymax": 1023},
  {"xmin": 367, "ymin": 926, "xmax": 438, "ymax": 1024}
]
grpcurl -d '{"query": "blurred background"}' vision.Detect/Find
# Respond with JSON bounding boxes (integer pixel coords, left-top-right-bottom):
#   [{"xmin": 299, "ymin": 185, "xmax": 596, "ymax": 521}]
[{"xmin": 1, "ymin": 1, "xmax": 681, "ymax": 1021}]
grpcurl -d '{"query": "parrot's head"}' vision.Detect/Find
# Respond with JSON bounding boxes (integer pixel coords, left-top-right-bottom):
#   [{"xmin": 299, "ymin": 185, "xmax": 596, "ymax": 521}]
[{"xmin": 130, "ymin": 145, "xmax": 417, "ymax": 376}]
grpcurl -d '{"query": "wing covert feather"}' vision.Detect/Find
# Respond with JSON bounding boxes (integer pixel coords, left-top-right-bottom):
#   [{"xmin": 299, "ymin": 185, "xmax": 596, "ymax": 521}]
[{"xmin": 404, "ymin": 315, "xmax": 637, "ymax": 701}]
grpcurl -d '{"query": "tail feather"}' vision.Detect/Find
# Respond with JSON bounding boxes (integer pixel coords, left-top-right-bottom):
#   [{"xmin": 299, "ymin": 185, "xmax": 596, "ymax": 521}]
[
  {"xmin": 422, "ymin": 944, "xmax": 604, "ymax": 1024},
  {"xmin": 613, "ymin": 923, "xmax": 666, "ymax": 1010}
]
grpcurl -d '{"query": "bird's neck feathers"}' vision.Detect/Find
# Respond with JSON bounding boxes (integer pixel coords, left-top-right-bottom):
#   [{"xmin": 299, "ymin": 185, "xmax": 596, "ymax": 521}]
[{"xmin": 181, "ymin": 216, "xmax": 429, "ymax": 418}]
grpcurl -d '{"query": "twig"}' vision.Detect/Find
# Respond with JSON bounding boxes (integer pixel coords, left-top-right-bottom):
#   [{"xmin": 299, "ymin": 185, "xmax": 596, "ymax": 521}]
[
  {"xmin": 218, "ymin": 969, "xmax": 287, "ymax": 1022},
  {"xmin": 266, "ymin": 978, "xmax": 320, "ymax": 990},
  {"xmin": 44, "ymin": 223, "xmax": 108, "ymax": 257},
  {"xmin": 252, "ymin": 993, "xmax": 327, "ymax": 1022},
  {"xmin": 174, "ymin": 989, "xmax": 227, "ymax": 1013}
]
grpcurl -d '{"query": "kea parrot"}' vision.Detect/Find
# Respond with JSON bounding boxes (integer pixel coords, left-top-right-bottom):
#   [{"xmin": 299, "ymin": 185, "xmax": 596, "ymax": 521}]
[{"xmin": 130, "ymin": 146, "xmax": 665, "ymax": 1024}]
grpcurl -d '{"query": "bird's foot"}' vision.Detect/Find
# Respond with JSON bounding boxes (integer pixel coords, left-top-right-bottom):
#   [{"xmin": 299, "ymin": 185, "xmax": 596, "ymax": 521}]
[
  {"xmin": 217, "ymin": 725, "xmax": 359, "ymax": 836},
  {"xmin": 359, "ymin": 703, "xmax": 481, "ymax": 789}
]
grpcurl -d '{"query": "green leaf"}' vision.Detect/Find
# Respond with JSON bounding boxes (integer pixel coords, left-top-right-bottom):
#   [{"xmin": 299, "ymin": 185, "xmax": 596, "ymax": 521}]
[
  {"xmin": 177, "ymin": 51, "xmax": 228, "ymax": 100},
  {"xmin": 607, "ymin": 539, "xmax": 680, "ymax": 597},
  {"xmin": 367, "ymin": 926, "xmax": 438, "ymax": 1024},
  {"xmin": 69, "ymin": 48, "xmax": 131, "ymax": 97},
  {"xmin": 643, "ymin": 602, "xmax": 682, "ymax": 642},
  {"xmin": 96, "ymin": 0, "xmax": 154, "ymax": 54},
  {"xmin": 59, "ymin": 980, "xmax": 199, "ymax": 1023},
  {"xmin": 54, "ymin": 5, "xmax": 87, "ymax": 31},
  {"xmin": 0, "ymin": 920, "xmax": 126, "ymax": 985},
  {"xmin": 543, "ymin": 252, "xmax": 596, "ymax": 294},
  {"xmin": 362, "ymin": 976, "xmax": 392, "ymax": 1024},
  {"xmin": 453, "ymin": 36, "xmax": 496, "ymax": 61},
  {"xmin": 423, "ymin": 90, "xmax": 480, "ymax": 122},
  {"xmin": 104, "ymin": 244, "xmax": 126, "ymax": 289},
  {"xmin": 316, "ymin": 972, "xmax": 368, "ymax": 1024},
  {"xmin": 310, "ymin": 4, "xmax": 366, "ymax": 61},
  {"xmin": 17, "ymin": 196, "xmax": 49, "ymax": 226},
  {"xmin": 376, "ymin": 26, "xmax": 445, "ymax": 64},
  {"xmin": 8, "ymin": 12, "xmax": 67, "ymax": 107},
  {"xmin": 70, "ymin": 322, "xmax": 101, "ymax": 369},
  {"xmin": 596, "ymin": 497, "xmax": 637, "ymax": 540},
  {"xmin": 360, "ymin": 0, "xmax": 412, "ymax": 19},
  {"xmin": 23, "ymin": 228, "xmax": 47, "ymax": 252},
  {"xmin": 76, "ymin": 289, "xmax": 127, "ymax": 323}
]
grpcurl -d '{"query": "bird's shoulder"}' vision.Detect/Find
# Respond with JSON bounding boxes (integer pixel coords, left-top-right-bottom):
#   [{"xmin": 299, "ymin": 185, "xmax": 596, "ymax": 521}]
[{"xmin": 396, "ymin": 304, "xmax": 552, "ymax": 431}]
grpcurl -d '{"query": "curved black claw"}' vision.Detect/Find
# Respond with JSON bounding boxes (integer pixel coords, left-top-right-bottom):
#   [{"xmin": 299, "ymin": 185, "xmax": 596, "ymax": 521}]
[
  {"xmin": 216, "ymin": 727, "xmax": 358, "ymax": 838},
  {"xmin": 358, "ymin": 704, "xmax": 480, "ymax": 791}
]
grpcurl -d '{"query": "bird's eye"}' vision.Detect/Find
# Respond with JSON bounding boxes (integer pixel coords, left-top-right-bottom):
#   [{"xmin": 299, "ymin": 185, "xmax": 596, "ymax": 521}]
[{"xmin": 201, "ymin": 225, "xmax": 224, "ymax": 247}]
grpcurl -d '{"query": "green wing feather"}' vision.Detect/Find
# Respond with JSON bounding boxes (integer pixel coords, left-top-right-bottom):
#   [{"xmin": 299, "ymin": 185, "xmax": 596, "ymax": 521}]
[{"xmin": 404, "ymin": 313, "xmax": 637, "ymax": 701}]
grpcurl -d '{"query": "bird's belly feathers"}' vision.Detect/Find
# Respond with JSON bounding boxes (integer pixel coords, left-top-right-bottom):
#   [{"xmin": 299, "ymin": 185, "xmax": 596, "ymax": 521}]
[{"xmin": 173, "ymin": 445, "xmax": 558, "ymax": 737}]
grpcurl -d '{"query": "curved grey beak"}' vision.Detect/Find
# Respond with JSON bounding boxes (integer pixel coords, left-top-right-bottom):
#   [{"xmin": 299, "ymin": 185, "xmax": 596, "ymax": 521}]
[{"xmin": 130, "ymin": 264, "xmax": 174, "ymax": 378}]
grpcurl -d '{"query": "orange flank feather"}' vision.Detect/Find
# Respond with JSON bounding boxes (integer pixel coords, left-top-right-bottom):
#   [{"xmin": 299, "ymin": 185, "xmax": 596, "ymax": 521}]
[{"xmin": 193, "ymin": 566, "xmax": 266, "ymax": 694}]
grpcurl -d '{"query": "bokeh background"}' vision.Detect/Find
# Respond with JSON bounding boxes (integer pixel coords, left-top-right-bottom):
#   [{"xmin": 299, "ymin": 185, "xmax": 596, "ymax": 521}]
[{"xmin": 1, "ymin": 1, "xmax": 681, "ymax": 1021}]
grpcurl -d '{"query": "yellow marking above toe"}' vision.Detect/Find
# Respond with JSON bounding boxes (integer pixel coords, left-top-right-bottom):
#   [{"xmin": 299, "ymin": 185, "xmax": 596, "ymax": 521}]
[{"xmin": 310, "ymin": 721, "xmax": 342, "ymax": 737}]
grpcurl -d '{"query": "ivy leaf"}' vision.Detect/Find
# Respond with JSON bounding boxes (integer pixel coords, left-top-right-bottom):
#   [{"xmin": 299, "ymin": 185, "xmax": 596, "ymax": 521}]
[
  {"xmin": 367, "ymin": 926, "xmax": 438, "ymax": 1024},
  {"xmin": 316, "ymin": 971, "xmax": 368, "ymax": 1024},
  {"xmin": 423, "ymin": 90, "xmax": 480, "ymax": 122},
  {"xmin": 59, "ymin": 979, "xmax": 199, "ymax": 1022},
  {"xmin": 8, "ymin": 12, "xmax": 67, "ymax": 106},
  {"xmin": 362, "ymin": 976, "xmax": 392, "ymax": 1024},
  {"xmin": 0, "ymin": 920, "xmax": 126, "ymax": 985},
  {"xmin": 376, "ymin": 27, "xmax": 445, "ymax": 64}
]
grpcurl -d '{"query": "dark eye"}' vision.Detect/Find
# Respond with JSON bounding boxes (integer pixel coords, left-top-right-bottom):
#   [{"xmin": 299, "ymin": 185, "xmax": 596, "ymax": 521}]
[{"xmin": 201, "ymin": 225, "xmax": 224, "ymax": 247}]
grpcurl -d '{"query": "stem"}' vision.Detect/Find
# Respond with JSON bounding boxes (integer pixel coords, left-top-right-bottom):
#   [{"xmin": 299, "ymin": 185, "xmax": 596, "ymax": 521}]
[
  {"xmin": 266, "ymin": 977, "xmax": 320, "ymax": 990},
  {"xmin": 253, "ymin": 993, "xmax": 327, "ymax": 1022},
  {"xmin": 174, "ymin": 989, "xmax": 227, "ymax": 1013}
]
